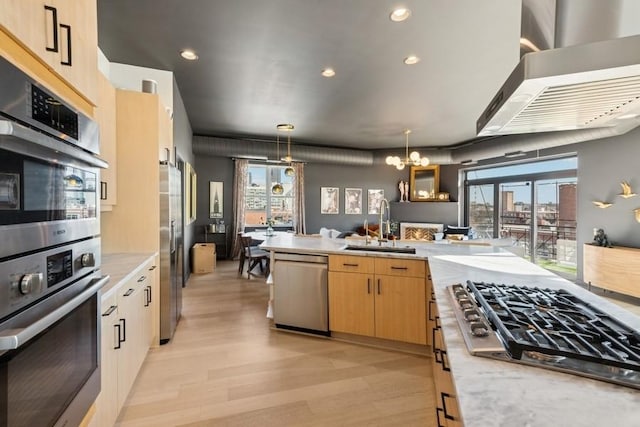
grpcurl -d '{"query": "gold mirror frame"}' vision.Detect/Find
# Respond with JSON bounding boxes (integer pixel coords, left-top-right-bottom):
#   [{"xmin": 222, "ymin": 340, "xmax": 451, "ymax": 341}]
[{"xmin": 409, "ymin": 165, "xmax": 440, "ymax": 201}]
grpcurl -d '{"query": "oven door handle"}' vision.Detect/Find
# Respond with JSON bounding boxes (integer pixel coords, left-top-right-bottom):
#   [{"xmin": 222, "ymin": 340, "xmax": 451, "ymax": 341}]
[{"xmin": 0, "ymin": 275, "xmax": 109, "ymax": 350}]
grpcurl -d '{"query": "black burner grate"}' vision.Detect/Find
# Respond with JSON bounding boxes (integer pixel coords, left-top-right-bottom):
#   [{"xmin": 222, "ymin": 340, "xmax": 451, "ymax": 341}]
[{"xmin": 466, "ymin": 281, "xmax": 640, "ymax": 371}]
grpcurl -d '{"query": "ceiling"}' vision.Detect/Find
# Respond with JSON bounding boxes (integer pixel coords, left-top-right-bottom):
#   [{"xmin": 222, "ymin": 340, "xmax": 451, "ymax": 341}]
[{"xmin": 97, "ymin": 0, "xmax": 521, "ymax": 150}]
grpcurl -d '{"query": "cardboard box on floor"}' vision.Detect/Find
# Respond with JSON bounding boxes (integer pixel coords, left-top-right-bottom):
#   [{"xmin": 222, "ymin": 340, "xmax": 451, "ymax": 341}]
[{"xmin": 191, "ymin": 243, "xmax": 216, "ymax": 273}]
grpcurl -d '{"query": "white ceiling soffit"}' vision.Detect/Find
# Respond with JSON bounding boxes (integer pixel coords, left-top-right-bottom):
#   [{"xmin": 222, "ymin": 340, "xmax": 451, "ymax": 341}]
[{"xmin": 477, "ymin": 34, "xmax": 640, "ymax": 137}]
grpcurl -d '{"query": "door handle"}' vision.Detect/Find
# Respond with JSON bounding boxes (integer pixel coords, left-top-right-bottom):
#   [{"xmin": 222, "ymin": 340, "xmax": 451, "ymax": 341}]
[
  {"xmin": 59, "ymin": 23, "xmax": 72, "ymax": 66},
  {"xmin": 44, "ymin": 5, "xmax": 58, "ymax": 52},
  {"xmin": 367, "ymin": 278, "xmax": 371, "ymax": 294},
  {"xmin": 377, "ymin": 279, "xmax": 381, "ymax": 294},
  {"xmin": 137, "ymin": 275, "xmax": 147, "ymax": 283},
  {"xmin": 102, "ymin": 305, "xmax": 117, "ymax": 317}
]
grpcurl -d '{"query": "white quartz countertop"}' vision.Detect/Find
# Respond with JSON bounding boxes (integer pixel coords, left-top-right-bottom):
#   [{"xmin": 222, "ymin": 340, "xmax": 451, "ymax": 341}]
[
  {"xmin": 101, "ymin": 253, "xmax": 157, "ymax": 297},
  {"xmin": 260, "ymin": 234, "xmax": 640, "ymax": 426}
]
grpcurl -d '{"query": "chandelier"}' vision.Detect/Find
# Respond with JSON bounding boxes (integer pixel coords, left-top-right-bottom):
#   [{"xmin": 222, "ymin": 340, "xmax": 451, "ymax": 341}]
[{"xmin": 385, "ymin": 129, "xmax": 429, "ymax": 170}]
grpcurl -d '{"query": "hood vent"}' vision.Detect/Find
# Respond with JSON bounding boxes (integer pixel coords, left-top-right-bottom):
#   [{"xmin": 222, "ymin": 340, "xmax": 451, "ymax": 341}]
[{"xmin": 477, "ymin": 34, "xmax": 640, "ymax": 137}]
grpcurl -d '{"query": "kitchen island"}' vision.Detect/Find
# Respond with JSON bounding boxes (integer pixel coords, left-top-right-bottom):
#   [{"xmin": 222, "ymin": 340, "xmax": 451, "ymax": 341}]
[{"xmin": 260, "ymin": 233, "xmax": 640, "ymax": 427}]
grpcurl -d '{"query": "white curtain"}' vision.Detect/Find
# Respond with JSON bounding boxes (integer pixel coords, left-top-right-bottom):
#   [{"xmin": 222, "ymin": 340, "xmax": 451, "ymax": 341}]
[
  {"xmin": 230, "ymin": 159, "xmax": 249, "ymax": 258},
  {"xmin": 293, "ymin": 162, "xmax": 306, "ymax": 234}
]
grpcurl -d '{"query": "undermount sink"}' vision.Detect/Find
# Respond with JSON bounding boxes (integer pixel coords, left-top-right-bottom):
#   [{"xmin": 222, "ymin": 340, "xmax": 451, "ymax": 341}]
[{"xmin": 343, "ymin": 244, "xmax": 416, "ymax": 254}]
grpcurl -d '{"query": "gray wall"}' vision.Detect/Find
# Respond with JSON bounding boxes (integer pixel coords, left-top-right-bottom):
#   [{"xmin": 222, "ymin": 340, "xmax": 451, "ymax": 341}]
[
  {"xmin": 172, "ymin": 78, "xmax": 194, "ymax": 281},
  {"xmin": 189, "ymin": 157, "xmax": 462, "ymax": 245},
  {"xmin": 304, "ymin": 162, "xmax": 460, "ymax": 233},
  {"xmin": 193, "ymin": 156, "xmax": 234, "ymax": 256},
  {"xmin": 575, "ymin": 126, "xmax": 640, "ymax": 281}
]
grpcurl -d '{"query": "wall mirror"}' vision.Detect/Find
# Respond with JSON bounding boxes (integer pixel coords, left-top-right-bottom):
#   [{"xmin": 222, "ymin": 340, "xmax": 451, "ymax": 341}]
[{"xmin": 409, "ymin": 165, "xmax": 440, "ymax": 201}]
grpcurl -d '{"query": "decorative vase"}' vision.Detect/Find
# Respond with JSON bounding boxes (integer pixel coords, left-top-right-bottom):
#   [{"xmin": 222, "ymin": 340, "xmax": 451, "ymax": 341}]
[{"xmin": 266, "ymin": 225, "xmax": 274, "ymax": 236}]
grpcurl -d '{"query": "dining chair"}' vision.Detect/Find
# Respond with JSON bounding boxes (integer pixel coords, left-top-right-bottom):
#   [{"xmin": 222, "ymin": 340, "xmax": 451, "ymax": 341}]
[{"xmin": 238, "ymin": 235, "xmax": 270, "ymax": 278}]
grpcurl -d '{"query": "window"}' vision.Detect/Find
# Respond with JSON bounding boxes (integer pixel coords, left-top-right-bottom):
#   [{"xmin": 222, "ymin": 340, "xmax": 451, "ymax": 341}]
[
  {"xmin": 465, "ymin": 157, "xmax": 577, "ymax": 278},
  {"xmin": 244, "ymin": 164, "xmax": 293, "ymax": 226}
]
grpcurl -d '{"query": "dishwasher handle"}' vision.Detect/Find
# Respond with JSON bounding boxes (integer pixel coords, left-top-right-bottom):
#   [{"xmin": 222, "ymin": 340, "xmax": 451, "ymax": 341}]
[{"xmin": 273, "ymin": 253, "xmax": 328, "ymax": 264}]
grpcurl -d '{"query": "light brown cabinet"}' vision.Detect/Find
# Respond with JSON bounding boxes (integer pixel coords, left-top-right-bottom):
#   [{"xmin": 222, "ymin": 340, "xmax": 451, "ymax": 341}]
[
  {"xmin": 583, "ymin": 243, "xmax": 640, "ymax": 298},
  {"xmin": 0, "ymin": 0, "xmax": 98, "ymax": 105},
  {"xmin": 101, "ymin": 89, "xmax": 173, "ymax": 254},
  {"xmin": 96, "ymin": 71, "xmax": 117, "ymax": 210},
  {"xmin": 328, "ymin": 255, "xmax": 428, "ymax": 345},
  {"xmin": 95, "ymin": 257, "xmax": 158, "ymax": 427},
  {"xmin": 429, "ymin": 289, "xmax": 463, "ymax": 426}
]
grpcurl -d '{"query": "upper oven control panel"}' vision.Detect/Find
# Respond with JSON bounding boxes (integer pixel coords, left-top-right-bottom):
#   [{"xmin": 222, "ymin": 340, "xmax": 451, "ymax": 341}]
[{"xmin": 0, "ymin": 238, "xmax": 100, "ymax": 319}]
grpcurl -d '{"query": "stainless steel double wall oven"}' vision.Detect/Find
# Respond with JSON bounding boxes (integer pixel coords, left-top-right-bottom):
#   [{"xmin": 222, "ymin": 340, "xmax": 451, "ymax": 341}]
[{"xmin": 0, "ymin": 56, "xmax": 108, "ymax": 427}]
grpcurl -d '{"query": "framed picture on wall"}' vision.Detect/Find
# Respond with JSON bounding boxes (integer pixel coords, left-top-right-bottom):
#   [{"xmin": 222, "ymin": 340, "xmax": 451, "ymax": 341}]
[
  {"xmin": 320, "ymin": 187, "xmax": 339, "ymax": 214},
  {"xmin": 209, "ymin": 181, "xmax": 223, "ymax": 218},
  {"xmin": 368, "ymin": 189, "xmax": 384, "ymax": 214},
  {"xmin": 345, "ymin": 188, "xmax": 362, "ymax": 215}
]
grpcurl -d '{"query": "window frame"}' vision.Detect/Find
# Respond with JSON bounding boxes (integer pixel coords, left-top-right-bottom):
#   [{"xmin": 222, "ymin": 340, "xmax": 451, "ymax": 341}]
[{"xmin": 244, "ymin": 163, "xmax": 294, "ymax": 227}]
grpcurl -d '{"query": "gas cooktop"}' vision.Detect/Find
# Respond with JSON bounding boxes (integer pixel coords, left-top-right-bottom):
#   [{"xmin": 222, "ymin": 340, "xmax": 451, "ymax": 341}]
[{"xmin": 448, "ymin": 281, "xmax": 640, "ymax": 390}]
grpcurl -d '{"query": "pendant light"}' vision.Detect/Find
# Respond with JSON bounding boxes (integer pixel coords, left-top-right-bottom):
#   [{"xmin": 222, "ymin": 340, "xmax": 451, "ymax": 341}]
[
  {"xmin": 385, "ymin": 129, "xmax": 429, "ymax": 170},
  {"xmin": 271, "ymin": 130, "xmax": 284, "ymax": 194},
  {"xmin": 277, "ymin": 123, "xmax": 295, "ymax": 177}
]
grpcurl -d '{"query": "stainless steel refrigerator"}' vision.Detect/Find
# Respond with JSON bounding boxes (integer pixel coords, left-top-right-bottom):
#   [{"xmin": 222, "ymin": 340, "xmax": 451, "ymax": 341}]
[{"xmin": 159, "ymin": 163, "xmax": 183, "ymax": 343}]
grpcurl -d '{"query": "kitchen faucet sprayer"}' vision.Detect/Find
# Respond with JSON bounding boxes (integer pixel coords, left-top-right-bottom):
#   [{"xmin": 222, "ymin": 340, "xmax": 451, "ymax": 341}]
[{"xmin": 379, "ymin": 198, "xmax": 390, "ymax": 246}]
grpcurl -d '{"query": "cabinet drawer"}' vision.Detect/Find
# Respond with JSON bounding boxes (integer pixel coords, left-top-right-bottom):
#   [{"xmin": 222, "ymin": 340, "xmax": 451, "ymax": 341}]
[
  {"xmin": 329, "ymin": 255, "xmax": 374, "ymax": 273},
  {"xmin": 375, "ymin": 258, "xmax": 426, "ymax": 278}
]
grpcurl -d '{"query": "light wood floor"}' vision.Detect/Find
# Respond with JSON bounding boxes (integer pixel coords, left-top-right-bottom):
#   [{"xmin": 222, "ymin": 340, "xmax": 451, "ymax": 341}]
[{"xmin": 116, "ymin": 260, "xmax": 437, "ymax": 427}]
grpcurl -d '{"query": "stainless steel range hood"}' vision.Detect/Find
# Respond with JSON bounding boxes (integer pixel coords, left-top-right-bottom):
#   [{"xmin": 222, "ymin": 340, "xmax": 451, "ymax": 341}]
[{"xmin": 477, "ymin": 34, "xmax": 640, "ymax": 137}]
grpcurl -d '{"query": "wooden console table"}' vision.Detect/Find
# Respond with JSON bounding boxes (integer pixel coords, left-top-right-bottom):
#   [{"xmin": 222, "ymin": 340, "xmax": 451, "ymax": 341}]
[{"xmin": 583, "ymin": 243, "xmax": 640, "ymax": 298}]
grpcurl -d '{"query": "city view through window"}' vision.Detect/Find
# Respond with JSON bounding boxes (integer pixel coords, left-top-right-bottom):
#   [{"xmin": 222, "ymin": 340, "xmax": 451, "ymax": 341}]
[
  {"xmin": 466, "ymin": 157, "xmax": 577, "ymax": 278},
  {"xmin": 244, "ymin": 165, "xmax": 293, "ymax": 226}
]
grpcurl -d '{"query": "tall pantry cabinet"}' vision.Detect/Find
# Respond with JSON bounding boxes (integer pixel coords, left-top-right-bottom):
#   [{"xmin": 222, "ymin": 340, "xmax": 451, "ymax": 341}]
[{"xmin": 101, "ymin": 89, "xmax": 173, "ymax": 254}]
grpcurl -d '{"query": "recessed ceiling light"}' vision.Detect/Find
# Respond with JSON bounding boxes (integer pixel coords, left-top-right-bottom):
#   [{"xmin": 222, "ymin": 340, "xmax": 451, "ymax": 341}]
[
  {"xmin": 404, "ymin": 55, "xmax": 420, "ymax": 65},
  {"xmin": 390, "ymin": 7, "xmax": 411, "ymax": 22},
  {"xmin": 276, "ymin": 123, "xmax": 294, "ymax": 131},
  {"xmin": 180, "ymin": 49, "xmax": 199, "ymax": 60},
  {"xmin": 321, "ymin": 68, "xmax": 336, "ymax": 77}
]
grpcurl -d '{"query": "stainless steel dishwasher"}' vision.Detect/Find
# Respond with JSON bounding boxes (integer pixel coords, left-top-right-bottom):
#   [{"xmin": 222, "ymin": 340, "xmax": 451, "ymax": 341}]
[{"xmin": 273, "ymin": 252, "xmax": 329, "ymax": 336}]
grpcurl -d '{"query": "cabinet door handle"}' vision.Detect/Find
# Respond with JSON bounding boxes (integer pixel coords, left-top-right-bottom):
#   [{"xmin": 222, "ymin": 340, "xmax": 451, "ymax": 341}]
[
  {"xmin": 114, "ymin": 324, "xmax": 121, "ymax": 349},
  {"xmin": 119, "ymin": 318, "xmax": 126, "ymax": 343},
  {"xmin": 390, "ymin": 266, "xmax": 408, "ymax": 270},
  {"xmin": 59, "ymin": 23, "xmax": 72, "ymax": 66},
  {"xmin": 102, "ymin": 305, "xmax": 117, "ymax": 317},
  {"xmin": 44, "ymin": 5, "xmax": 59, "ymax": 52},
  {"xmin": 367, "ymin": 278, "xmax": 371, "ymax": 294},
  {"xmin": 441, "ymin": 349, "xmax": 451, "ymax": 372},
  {"xmin": 428, "ymin": 299, "xmax": 436, "ymax": 321},
  {"xmin": 100, "ymin": 181, "xmax": 107, "ymax": 200},
  {"xmin": 435, "ymin": 407, "xmax": 446, "ymax": 427},
  {"xmin": 441, "ymin": 392, "xmax": 456, "ymax": 421},
  {"xmin": 144, "ymin": 286, "xmax": 152, "ymax": 306},
  {"xmin": 123, "ymin": 288, "xmax": 134, "ymax": 297},
  {"xmin": 148, "ymin": 265, "xmax": 157, "ymax": 271},
  {"xmin": 432, "ymin": 328, "xmax": 438, "ymax": 354},
  {"xmin": 377, "ymin": 279, "xmax": 381, "ymax": 295},
  {"xmin": 137, "ymin": 275, "xmax": 147, "ymax": 283},
  {"xmin": 342, "ymin": 263, "xmax": 359, "ymax": 267}
]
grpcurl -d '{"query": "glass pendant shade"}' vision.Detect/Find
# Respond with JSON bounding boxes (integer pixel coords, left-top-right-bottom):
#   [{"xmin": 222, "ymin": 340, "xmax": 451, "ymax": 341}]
[
  {"xmin": 284, "ymin": 166, "xmax": 295, "ymax": 177},
  {"xmin": 271, "ymin": 182, "xmax": 284, "ymax": 194}
]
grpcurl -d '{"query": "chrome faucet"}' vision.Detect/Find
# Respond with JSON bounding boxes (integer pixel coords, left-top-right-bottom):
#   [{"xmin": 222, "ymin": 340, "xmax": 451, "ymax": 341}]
[{"xmin": 378, "ymin": 198, "xmax": 390, "ymax": 245}]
